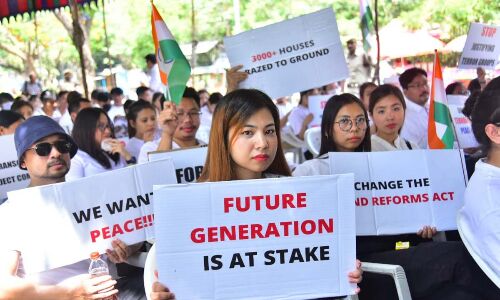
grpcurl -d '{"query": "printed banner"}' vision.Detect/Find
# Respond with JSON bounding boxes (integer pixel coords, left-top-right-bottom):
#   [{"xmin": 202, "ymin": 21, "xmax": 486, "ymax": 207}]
[
  {"xmin": 458, "ymin": 22, "xmax": 500, "ymax": 69},
  {"xmin": 224, "ymin": 8, "xmax": 348, "ymax": 99},
  {"xmin": 329, "ymin": 150, "xmax": 468, "ymax": 235},
  {"xmin": 0, "ymin": 134, "xmax": 30, "ymax": 200},
  {"xmin": 154, "ymin": 175, "xmax": 356, "ymax": 300},
  {"xmin": 148, "ymin": 146, "xmax": 208, "ymax": 183},
  {"xmin": 308, "ymin": 94, "xmax": 331, "ymax": 128},
  {"xmin": 448, "ymin": 104, "xmax": 480, "ymax": 149},
  {"xmin": 1, "ymin": 159, "xmax": 177, "ymax": 274}
]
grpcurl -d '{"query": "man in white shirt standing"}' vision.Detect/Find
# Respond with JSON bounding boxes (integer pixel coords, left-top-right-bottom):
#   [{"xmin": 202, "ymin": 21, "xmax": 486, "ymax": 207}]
[
  {"xmin": 145, "ymin": 54, "xmax": 163, "ymax": 93},
  {"xmin": 399, "ymin": 68, "xmax": 430, "ymax": 149}
]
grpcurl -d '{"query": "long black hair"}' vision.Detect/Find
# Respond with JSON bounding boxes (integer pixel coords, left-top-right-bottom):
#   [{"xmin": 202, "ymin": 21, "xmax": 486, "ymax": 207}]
[
  {"xmin": 471, "ymin": 76, "xmax": 500, "ymax": 153},
  {"xmin": 319, "ymin": 93, "xmax": 371, "ymax": 156},
  {"xmin": 72, "ymin": 107, "xmax": 119, "ymax": 169}
]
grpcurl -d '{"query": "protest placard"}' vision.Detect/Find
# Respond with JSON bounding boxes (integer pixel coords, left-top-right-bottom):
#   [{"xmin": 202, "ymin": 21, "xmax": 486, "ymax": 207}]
[
  {"xmin": 329, "ymin": 150, "xmax": 467, "ymax": 236},
  {"xmin": 448, "ymin": 104, "xmax": 479, "ymax": 149},
  {"xmin": 2, "ymin": 159, "xmax": 177, "ymax": 274},
  {"xmin": 148, "ymin": 146, "xmax": 208, "ymax": 183},
  {"xmin": 154, "ymin": 175, "xmax": 356, "ymax": 300},
  {"xmin": 458, "ymin": 22, "xmax": 500, "ymax": 69},
  {"xmin": 224, "ymin": 8, "xmax": 348, "ymax": 99},
  {"xmin": 308, "ymin": 94, "xmax": 331, "ymax": 128},
  {"xmin": 0, "ymin": 134, "xmax": 30, "ymax": 200}
]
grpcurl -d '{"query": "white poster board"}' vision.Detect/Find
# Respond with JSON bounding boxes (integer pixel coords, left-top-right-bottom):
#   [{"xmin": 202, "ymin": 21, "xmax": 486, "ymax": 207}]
[
  {"xmin": 329, "ymin": 150, "xmax": 468, "ymax": 236},
  {"xmin": 308, "ymin": 94, "xmax": 331, "ymax": 128},
  {"xmin": 1, "ymin": 159, "xmax": 177, "ymax": 274},
  {"xmin": 448, "ymin": 104, "xmax": 480, "ymax": 149},
  {"xmin": 148, "ymin": 146, "xmax": 208, "ymax": 183},
  {"xmin": 458, "ymin": 22, "xmax": 500, "ymax": 69},
  {"xmin": 0, "ymin": 134, "xmax": 30, "ymax": 200},
  {"xmin": 224, "ymin": 8, "xmax": 348, "ymax": 99},
  {"xmin": 154, "ymin": 175, "xmax": 356, "ymax": 300}
]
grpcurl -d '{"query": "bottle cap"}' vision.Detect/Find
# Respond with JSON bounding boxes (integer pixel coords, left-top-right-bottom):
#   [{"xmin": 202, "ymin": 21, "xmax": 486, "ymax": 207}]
[{"xmin": 90, "ymin": 252, "xmax": 100, "ymax": 260}]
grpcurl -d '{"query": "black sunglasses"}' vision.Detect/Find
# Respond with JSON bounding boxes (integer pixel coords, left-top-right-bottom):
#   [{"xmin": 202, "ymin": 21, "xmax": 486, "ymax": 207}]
[{"xmin": 28, "ymin": 140, "xmax": 73, "ymax": 156}]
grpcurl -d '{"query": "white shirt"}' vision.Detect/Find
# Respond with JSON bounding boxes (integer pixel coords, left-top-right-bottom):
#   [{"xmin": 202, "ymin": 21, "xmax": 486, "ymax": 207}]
[
  {"xmin": 276, "ymin": 102, "xmax": 293, "ymax": 119},
  {"xmin": 33, "ymin": 108, "xmax": 62, "ymax": 121},
  {"xmin": 138, "ymin": 138, "xmax": 206, "ymax": 164},
  {"xmin": 400, "ymin": 98, "xmax": 429, "ymax": 149},
  {"xmin": 458, "ymin": 159, "xmax": 500, "ymax": 277},
  {"xmin": 287, "ymin": 105, "xmax": 310, "ymax": 136},
  {"xmin": 66, "ymin": 150, "xmax": 127, "ymax": 181},
  {"xmin": 58, "ymin": 111, "xmax": 73, "ymax": 134},
  {"xmin": 371, "ymin": 134, "xmax": 419, "ymax": 151},
  {"xmin": 107, "ymin": 105, "xmax": 125, "ymax": 122},
  {"xmin": 148, "ymin": 64, "xmax": 163, "ymax": 93},
  {"xmin": 292, "ymin": 154, "xmax": 330, "ymax": 176},
  {"xmin": 200, "ymin": 105, "xmax": 213, "ymax": 128}
]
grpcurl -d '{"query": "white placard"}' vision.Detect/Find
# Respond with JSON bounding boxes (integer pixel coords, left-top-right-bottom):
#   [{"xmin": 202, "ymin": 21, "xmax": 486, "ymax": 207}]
[
  {"xmin": 0, "ymin": 134, "xmax": 30, "ymax": 200},
  {"xmin": 446, "ymin": 94, "xmax": 468, "ymax": 106},
  {"xmin": 448, "ymin": 104, "xmax": 480, "ymax": 149},
  {"xmin": 458, "ymin": 22, "xmax": 500, "ymax": 69},
  {"xmin": 329, "ymin": 150, "xmax": 468, "ymax": 236},
  {"xmin": 308, "ymin": 94, "xmax": 331, "ymax": 128},
  {"xmin": 148, "ymin": 146, "xmax": 208, "ymax": 183},
  {"xmin": 1, "ymin": 159, "xmax": 177, "ymax": 274},
  {"xmin": 224, "ymin": 8, "xmax": 348, "ymax": 99},
  {"xmin": 154, "ymin": 175, "xmax": 356, "ymax": 300}
]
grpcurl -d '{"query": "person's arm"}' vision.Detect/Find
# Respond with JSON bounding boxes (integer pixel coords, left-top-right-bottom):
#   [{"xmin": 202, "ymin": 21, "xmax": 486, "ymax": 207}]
[
  {"xmin": 0, "ymin": 251, "xmax": 117, "ymax": 300},
  {"xmin": 297, "ymin": 113, "xmax": 314, "ymax": 140},
  {"xmin": 157, "ymin": 102, "xmax": 178, "ymax": 152},
  {"xmin": 105, "ymin": 239, "xmax": 143, "ymax": 264}
]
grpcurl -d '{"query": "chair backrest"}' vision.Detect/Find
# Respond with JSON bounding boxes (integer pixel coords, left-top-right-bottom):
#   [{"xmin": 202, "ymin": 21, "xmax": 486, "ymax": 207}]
[
  {"xmin": 304, "ymin": 127, "xmax": 321, "ymax": 156},
  {"xmin": 281, "ymin": 125, "xmax": 305, "ymax": 148},
  {"xmin": 144, "ymin": 243, "xmax": 157, "ymax": 300},
  {"xmin": 457, "ymin": 213, "xmax": 500, "ymax": 288}
]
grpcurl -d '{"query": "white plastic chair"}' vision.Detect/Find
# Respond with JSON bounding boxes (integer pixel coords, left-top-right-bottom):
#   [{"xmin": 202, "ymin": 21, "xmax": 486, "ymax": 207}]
[
  {"xmin": 457, "ymin": 213, "xmax": 500, "ymax": 288},
  {"xmin": 196, "ymin": 125, "xmax": 211, "ymax": 144},
  {"xmin": 304, "ymin": 127, "xmax": 321, "ymax": 157},
  {"xmin": 144, "ymin": 243, "xmax": 157, "ymax": 300},
  {"xmin": 281, "ymin": 125, "xmax": 305, "ymax": 164}
]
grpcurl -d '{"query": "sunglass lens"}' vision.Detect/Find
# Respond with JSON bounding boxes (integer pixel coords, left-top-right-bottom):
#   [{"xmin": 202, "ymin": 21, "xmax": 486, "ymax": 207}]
[
  {"xmin": 54, "ymin": 141, "xmax": 71, "ymax": 154},
  {"xmin": 34, "ymin": 143, "xmax": 52, "ymax": 156}
]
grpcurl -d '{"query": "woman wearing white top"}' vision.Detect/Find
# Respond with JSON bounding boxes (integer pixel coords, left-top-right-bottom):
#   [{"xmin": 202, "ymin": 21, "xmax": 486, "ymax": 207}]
[
  {"xmin": 458, "ymin": 78, "xmax": 500, "ymax": 289},
  {"xmin": 368, "ymin": 84, "xmax": 419, "ymax": 151},
  {"xmin": 125, "ymin": 100, "xmax": 159, "ymax": 160},
  {"xmin": 67, "ymin": 107, "xmax": 131, "ymax": 181}
]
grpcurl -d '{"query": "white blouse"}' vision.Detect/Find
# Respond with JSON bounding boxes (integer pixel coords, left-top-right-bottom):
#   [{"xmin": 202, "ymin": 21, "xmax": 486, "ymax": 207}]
[
  {"xmin": 370, "ymin": 134, "xmax": 419, "ymax": 152},
  {"xmin": 66, "ymin": 150, "xmax": 127, "ymax": 181}
]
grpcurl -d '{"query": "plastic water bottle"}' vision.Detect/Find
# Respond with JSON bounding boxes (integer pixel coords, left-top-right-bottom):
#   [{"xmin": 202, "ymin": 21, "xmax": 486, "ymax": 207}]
[{"xmin": 89, "ymin": 252, "xmax": 117, "ymax": 300}]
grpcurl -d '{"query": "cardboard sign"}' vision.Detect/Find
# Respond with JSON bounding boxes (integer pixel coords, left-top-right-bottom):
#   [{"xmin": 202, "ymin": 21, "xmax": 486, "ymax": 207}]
[
  {"xmin": 308, "ymin": 94, "xmax": 331, "ymax": 128},
  {"xmin": 448, "ymin": 104, "xmax": 480, "ymax": 149},
  {"xmin": 0, "ymin": 134, "xmax": 30, "ymax": 200},
  {"xmin": 458, "ymin": 22, "xmax": 500, "ymax": 69},
  {"xmin": 224, "ymin": 8, "xmax": 348, "ymax": 99},
  {"xmin": 329, "ymin": 150, "xmax": 468, "ymax": 236},
  {"xmin": 154, "ymin": 175, "xmax": 356, "ymax": 300},
  {"xmin": 148, "ymin": 146, "xmax": 208, "ymax": 183},
  {"xmin": 1, "ymin": 159, "xmax": 177, "ymax": 274}
]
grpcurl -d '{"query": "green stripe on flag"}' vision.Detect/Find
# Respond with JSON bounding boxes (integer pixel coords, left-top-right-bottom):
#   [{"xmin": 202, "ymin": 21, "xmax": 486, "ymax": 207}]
[
  {"xmin": 159, "ymin": 39, "xmax": 191, "ymax": 104},
  {"xmin": 434, "ymin": 101, "xmax": 455, "ymax": 148},
  {"xmin": 361, "ymin": 6, "xmax": 374, "ymax": 51}
]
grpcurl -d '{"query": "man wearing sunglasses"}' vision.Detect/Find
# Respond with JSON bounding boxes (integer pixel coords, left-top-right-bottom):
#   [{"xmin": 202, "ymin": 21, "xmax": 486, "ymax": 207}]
[{"xmin": 0, "ymin": 116, "xmax": 118, "ymax": 299}]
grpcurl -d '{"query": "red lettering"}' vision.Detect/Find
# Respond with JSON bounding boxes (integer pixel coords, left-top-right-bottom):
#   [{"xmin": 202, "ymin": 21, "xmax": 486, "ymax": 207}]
[
  {"xmin": 372, "ymin": 197, "xmax": 379, "ymax": 205},
  {"xmin": 102, "ymin": 226, "xmax": 111, "ymax": 239},
  {"xmin": 265, "ymin": 223, "xmax": 279, "ymax": 238},
  {"xmin": 90, "ymin": 230, "xmax": 100, "ymax": 243},
  {"xmin": 124, "ymin": 220, "xmax": 134, "ymax": 232},
  {"xmin": 297, "ymin": 192, "xmax": 307, "ymax": 208},
  {"xmin": 250, "ymin": 224, "xmax": 264, "ymax": 239},
  {"xmin": 191, "ymin": 228, "xmax": 205, "ymax": 243},
  {"xmin": 252, "ymin": 195, "xmax": 263, "ymax": 210},
  {"xmin": 112, "ymin": 224, "xmax": 124, "ymax": 236},
  {"xmin": 207, "ymin": 227, "xmax": 218, "ymax": 242},
  {"xmin": 223, "ymin": 197, "xmax": 234, "ymax": 213},
  {"xmin": 134, "ymin": 217, "xmax": 143, "ymax": 230},
  {"xmin": 282, "ymin": 193, "xmax": 295, "ymax": 208},
  {"xmin": 280, "ymin": 221, "xmax": 292, "ymax": 236},
  {"xmin": 238, "ymin": 224, "xmax": 249, "ymax": 240}
]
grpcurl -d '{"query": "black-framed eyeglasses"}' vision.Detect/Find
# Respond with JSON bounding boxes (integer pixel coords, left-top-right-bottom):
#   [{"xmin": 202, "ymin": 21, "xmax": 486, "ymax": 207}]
[
  {"xmin": 335, "ymin": 116, "xmax": 367, "ymax": 132},
  {"xmin": 28, "ymin": 141, "xmax": 73, "ymax": 156},
  {"xmin": 97, "ymin": 123, "xmax": 112, "ymax": 132},
  {"xmin": 407, "ymin": 82, "xmax": 429, "ymax": 89},
  {"xmin": 177, "ymin": 111, "xmax": 202, "ymax": 119}
]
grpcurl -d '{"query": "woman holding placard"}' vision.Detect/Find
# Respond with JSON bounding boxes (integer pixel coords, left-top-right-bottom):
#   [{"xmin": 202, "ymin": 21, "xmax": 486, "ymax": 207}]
[
  {"xmin": 67, "ymin": 107, "xmax": 131, "ymax": 181},
  {"xmin": 293, "ymin": 93, "xmax": 496, "ymax": 299},
  {"xmin": 368, "ymin": 84, "xmax": 419, "ymax": 151},
  {"xmin": 458, "ymin": 77, "xmax": 500, "ymax": 289},
  {"xmin": 150, "ymin": 89, "xmax": 363, "ymax": 299},
  {"xmin": 126, "ymin": 100, "xmax": 160, "ymax": 160}
]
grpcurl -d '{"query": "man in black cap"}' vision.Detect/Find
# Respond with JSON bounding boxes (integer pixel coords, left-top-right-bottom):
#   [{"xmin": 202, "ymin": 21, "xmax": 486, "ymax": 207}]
[{"xmin": 0, "ymin": 116, "xmax": 118, "ymax": 299}]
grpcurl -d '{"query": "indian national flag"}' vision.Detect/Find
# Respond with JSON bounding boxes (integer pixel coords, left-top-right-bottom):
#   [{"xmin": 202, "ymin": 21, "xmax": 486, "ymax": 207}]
[
  {"xmin": 428, "ymin": 51, "xmax": 455, "ymax": 149},
  {"xmin": 151, "ymin": 3, "xmax": 191, "ymax": 104},
  {"xmin": 359, "ymin": 0, "xmax": 374, "ymax": 52}
]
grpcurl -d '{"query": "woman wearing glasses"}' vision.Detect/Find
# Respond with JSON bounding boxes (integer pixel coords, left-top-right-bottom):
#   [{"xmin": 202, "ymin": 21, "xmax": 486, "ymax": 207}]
[
  {"xmin": 66, "ymin": 107, "xmax": 131, "ymax": 181},
  {"xmin": 138, "ymin": 87, "xmax": 206, "ymax": 164},
  {"xmin": 368, "ymin": 84, "xmax": 419, "ymax": 151}
]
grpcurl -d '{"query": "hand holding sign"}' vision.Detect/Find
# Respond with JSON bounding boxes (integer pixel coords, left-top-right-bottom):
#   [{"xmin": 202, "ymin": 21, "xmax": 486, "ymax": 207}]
[
  {"xmin": 226, "ymin": 65, "xmax": 249, "ymax": 93},
  {"xmin": 57, "ymin": 273, "xmax": 118, "ymax": 299}
]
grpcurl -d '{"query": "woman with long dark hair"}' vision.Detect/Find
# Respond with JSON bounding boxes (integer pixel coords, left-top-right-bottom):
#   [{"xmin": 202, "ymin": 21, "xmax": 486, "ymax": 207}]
[
  {"xmin": 67, "ymin": 107, "xmax": 132, "ymax": 180},
  {"xmin": 125, "ymin": 100, "xmax": 159, "ymax": 159}
]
